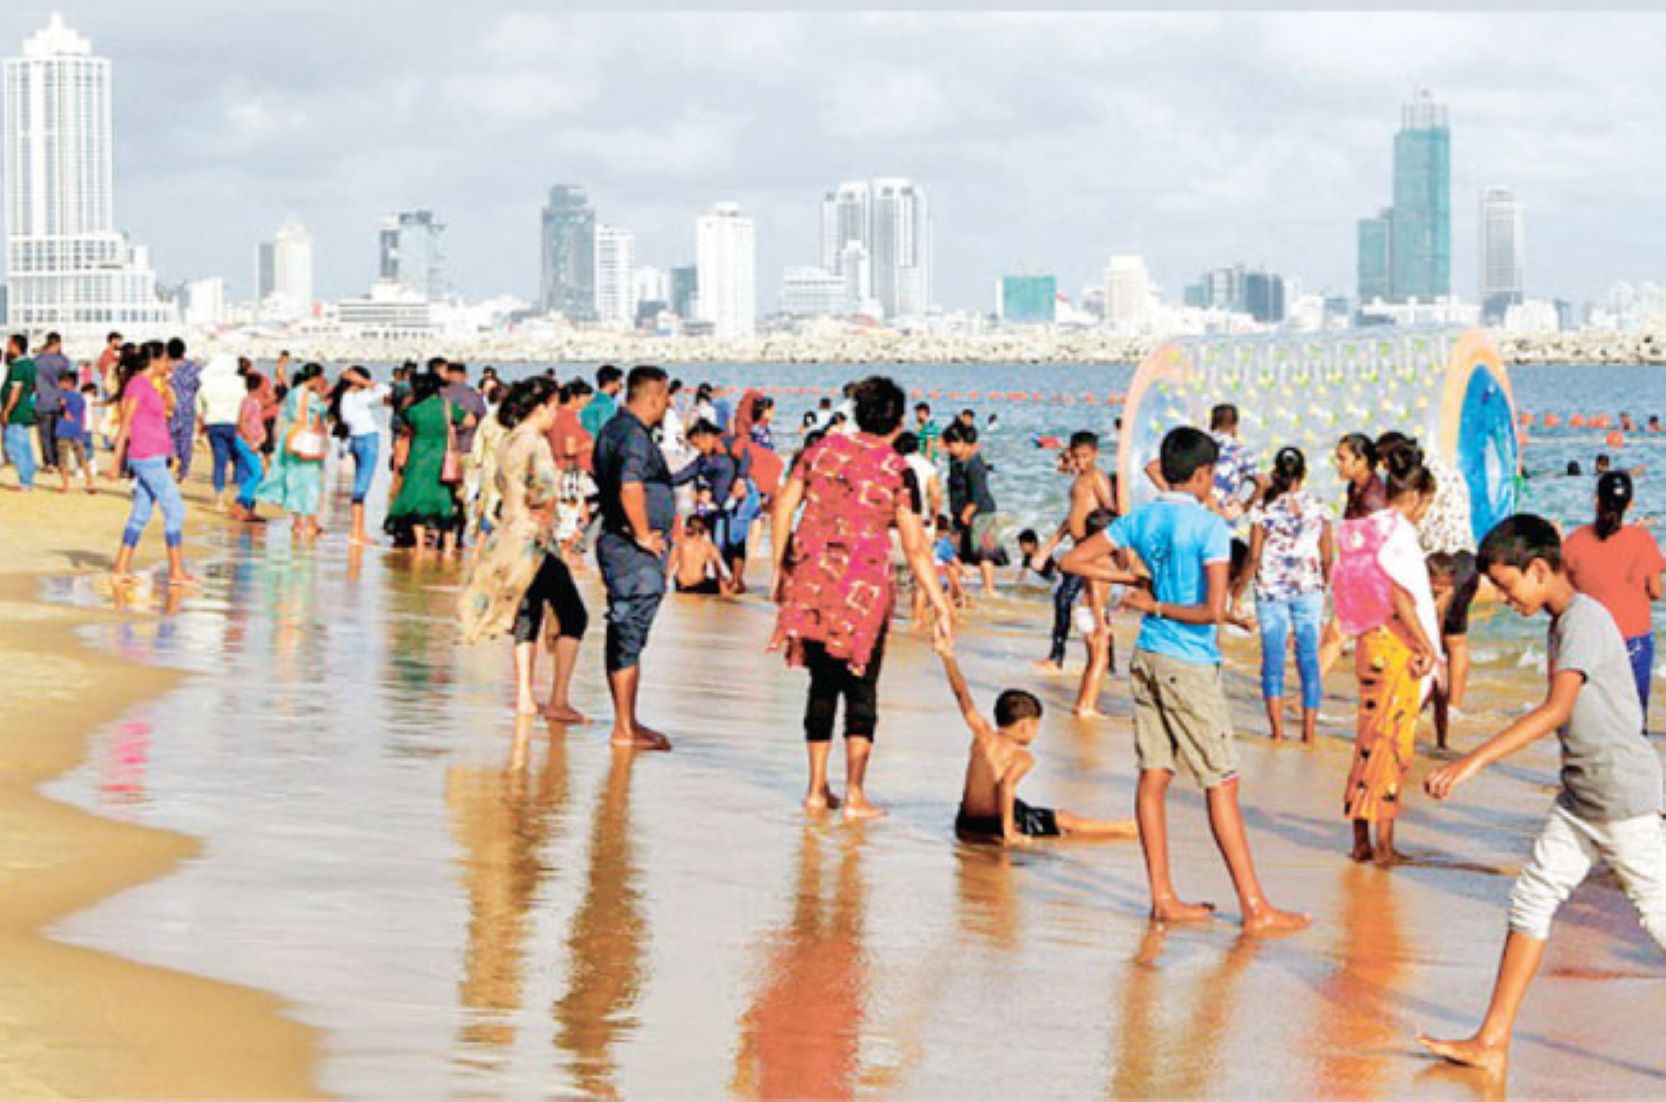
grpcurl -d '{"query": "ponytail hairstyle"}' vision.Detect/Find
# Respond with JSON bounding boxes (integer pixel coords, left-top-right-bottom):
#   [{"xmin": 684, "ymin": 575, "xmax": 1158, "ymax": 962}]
[
  {"xmin": 497, "ymin": 376, "xmax": 559, "ymax": 430},
  {"xmin": 1264, "ymin": 446, "xmax": 1306, "ymax": 507},
  {"xmin": 113, "ymin": 347, "xmax": 149, "ymax": 400},
  {"xmin": 1338, "ymin": 432, "xmax": 1378, "ymax": 471},
  {"xmin": 1382, "ymin": 438, "xmax": 1435, "ymax": 502},
  {"xmin": 327, "ymin": 366, "xmax": 366, "ymax": 430},
  {"xmin": 1594, "ymin": 471, "xmax": 1633, "ymax": 541}
]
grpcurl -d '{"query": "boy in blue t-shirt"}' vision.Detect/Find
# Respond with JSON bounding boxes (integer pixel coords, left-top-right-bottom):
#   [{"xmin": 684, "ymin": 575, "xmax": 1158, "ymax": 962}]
[
  {"xmin": 1063, "ymin": 426, "xmax": 1308, "ymax": 937},
  {"xmin": 55, "ymin": 376, "xmax": 96, "ymax": 494}
]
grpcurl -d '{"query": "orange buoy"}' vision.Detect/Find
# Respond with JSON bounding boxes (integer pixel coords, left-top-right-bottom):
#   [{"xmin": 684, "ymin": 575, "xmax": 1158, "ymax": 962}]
[
  {"xmin": 1569, "ymin": 414, "xmax": 1586, "ymax": 428},
  {"xmin": 928, "ymin": 390, "xmax": 940, "ymax": 400},
  {"xmin": 1543, "ymin": 413, "xmax": 1560, "ymax": 428},
  {"xmin": 1519, "ymin": 412, "xmax": 1535, "ymax": 426},
  {"xmin": 1591, "ymin": 415, "xmax": 1611, "ymax": 429},
  {"xmin": 1606, "ymin": 429, "xmax": 1625, "ymax": 449}
]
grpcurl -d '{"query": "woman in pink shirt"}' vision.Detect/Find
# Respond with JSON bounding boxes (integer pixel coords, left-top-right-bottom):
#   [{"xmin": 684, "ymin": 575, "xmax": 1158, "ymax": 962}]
[{"xmin": 109, "ymin": 343, "xmax": 192, "ymax": 586}]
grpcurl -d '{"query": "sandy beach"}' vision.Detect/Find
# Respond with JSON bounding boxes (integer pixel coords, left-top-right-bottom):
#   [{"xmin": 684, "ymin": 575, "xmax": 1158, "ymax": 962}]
[{"xmin": 0, "ymin": 467, "xmax": 319, "ymax": 1098}]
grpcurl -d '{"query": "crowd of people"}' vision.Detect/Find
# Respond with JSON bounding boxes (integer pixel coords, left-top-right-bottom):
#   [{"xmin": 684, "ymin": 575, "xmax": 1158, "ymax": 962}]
[{"xmin": 4, "ymin": 336, "xmax": 1664, "ymax": 1078}]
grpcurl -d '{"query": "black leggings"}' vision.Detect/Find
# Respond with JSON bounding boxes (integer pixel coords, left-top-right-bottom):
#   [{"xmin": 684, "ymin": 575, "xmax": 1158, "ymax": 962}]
[
  {"xmin": 803, "ymin": 631, "xmax": 886, "ymax": 743},
  {"xmin": 512, "ymin": 554, "xmax": 589, "ymax": 644}
]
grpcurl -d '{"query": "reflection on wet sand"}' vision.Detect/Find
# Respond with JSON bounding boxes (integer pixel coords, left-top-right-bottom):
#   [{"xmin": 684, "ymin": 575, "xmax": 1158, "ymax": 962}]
[
  {"xmin": 554, "ymin": 747, "xmax": 647, "ymax": 1096},
  {"xmin": 954, "ymin": 845, "xmax": 1021, "ymax": 950},
  {"xmin": 447, "ymin": 717, "xmax": 569, "ymax": 1057},
  {"xmin": 732, "ymin": 827, "xmax": 867, "ymax": 1100},
  {"xmin": 1111, "ymin": 927, "xmax": 1262, "ymax": 1099},
  {"xmin": 1311, "ymin": 865, "xmax": 1406, "ymax": 1095}
]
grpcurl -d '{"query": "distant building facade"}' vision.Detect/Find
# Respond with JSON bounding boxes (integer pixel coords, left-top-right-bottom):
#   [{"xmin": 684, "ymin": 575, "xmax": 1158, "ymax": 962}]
[
  {"xmin": 871, "ymin": 178, "xmax": 930, "ymax": 320},
  {"xmin": 3, "ymin": 15, "xmax": 171, "ymax": 330},
  {"xmin": 257, "ymin": 218, "xmax": 313, "ymax": 321},
  {"xmin": 593, "ymin": 224, "xmax": 636, "ymax": 324},
  {"xmin": 694, "ymin": 202, "xmax": 756, "ymax": 338},
  {"xmin": 998, "ymin": 275, "xmax": 1056, "ymax": 324},
  {"xmin": 1357, "ymin": 90, "xmax": 1451, "ymax": 305},
  {"xmin": 1479, "ymin": 186, "xmax": 1524, "ymax": 323},
  {"xmin": 379, "ymin": 210, "xmax": 448, "ymax": 300},
  {"xmin": 780, "ymin": 266, "xmax": 849, "ymax": 317},
  {"xmin": 540, "ymin": 184, "xmax": 596, "ymax": 321}
]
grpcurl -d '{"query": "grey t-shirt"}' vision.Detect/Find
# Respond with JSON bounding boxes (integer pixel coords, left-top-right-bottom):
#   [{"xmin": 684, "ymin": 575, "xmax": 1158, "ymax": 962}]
[{"xmin": 1549, "ymin": 593, "xmax": 1662, "ymax": 822}]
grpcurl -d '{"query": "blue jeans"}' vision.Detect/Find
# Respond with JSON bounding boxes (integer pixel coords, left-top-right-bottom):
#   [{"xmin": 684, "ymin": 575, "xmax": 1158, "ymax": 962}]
[
  {"xmin": 1627, "ymin": 633, "xmax": 1654, "ymax": 726},
  {"xmin": 349, "ymin": 433, "xmax": 379, "ymax": 504},
  {"xmin": 3, "ymin": 423, "xmax": 36, "ymax": 489},
  {"xmin": 123, "ymin": 456, "xmax": 186, "ymax": 549},
  {"xmin": 206, "ymin": 423, "xmax": 238, "ymax": 493},
  {"xmin": 233, "ymin": 438, "xmax": 263, "ymax": 509},
  {"xmin": 1257, "ymin": 590, "xmax": 1325, "ymax": 710}
]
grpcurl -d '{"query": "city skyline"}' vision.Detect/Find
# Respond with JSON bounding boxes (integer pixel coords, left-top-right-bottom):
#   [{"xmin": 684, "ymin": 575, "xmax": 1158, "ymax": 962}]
[{"xmin": 0, "ymin": 8, "xmax": 1663, "ymax": 315}]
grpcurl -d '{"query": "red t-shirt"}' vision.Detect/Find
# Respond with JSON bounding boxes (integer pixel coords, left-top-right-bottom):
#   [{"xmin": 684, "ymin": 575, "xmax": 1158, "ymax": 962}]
[
  {"xmin": 1563, "ymin": 523, "xmax": 1666, "ymax": 639},
  {"xmin": 547, "ymin": 406, "xmax": 593, "ymax": 473}
]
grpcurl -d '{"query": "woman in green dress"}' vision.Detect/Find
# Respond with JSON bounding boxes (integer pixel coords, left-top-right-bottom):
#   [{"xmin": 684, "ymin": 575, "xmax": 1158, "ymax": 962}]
[
  {"xmin": 387, "ymin": 370, "xmax": 469, "ymax": 554},
  {"xmin": 255, "ymin": 363, "xmax": 330, "ymax": 540}
]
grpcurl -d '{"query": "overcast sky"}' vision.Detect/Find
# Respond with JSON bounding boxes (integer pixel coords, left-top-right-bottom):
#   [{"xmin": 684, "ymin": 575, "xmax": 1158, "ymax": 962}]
[{"xmin": 3, "ymin": 4, "xmax": 1663, "ymax": 310}]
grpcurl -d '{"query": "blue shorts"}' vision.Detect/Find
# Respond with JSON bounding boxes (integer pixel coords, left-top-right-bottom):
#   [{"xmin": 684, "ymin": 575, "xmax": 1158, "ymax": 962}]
[{"xmin": 597, "ymin": 530, "xmax": 667, "ymax": 673}]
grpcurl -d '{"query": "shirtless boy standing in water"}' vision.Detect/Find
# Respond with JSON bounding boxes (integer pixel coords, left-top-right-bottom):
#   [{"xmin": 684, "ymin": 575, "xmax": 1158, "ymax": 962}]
[
  {"xmin": 937, "ymin": 638, "xmax": 1136, "ymax": 846},
  {"xmin": 1037, "ymin": 431, "xmax": 1121, "ymax": 715}
]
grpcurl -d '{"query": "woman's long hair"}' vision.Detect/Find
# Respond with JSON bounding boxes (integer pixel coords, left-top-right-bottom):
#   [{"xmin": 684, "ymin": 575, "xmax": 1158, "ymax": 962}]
[
  {"xmin": 1338, "ymin": 432, "xmax": 1378, "ymax": 471},
  {"xmin": 1383, "ymin": 438, "xmax": 1435, "ymax": 501},
  {"xmin": 498, "ymin": 376, "xmax": 559, "ymax": 430},
  {"xmin": 1264, "ymin": 446, "xmax": 1306, "ymax": 508},
  {"xmin": 1595, "ymin": 471, "xmax": 1633, "ymax": 540}
]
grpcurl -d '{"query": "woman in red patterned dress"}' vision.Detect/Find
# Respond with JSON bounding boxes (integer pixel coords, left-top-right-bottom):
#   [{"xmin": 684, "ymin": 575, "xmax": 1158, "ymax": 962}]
[{"xmin": 770, "ymin": 376, "xmax": 954, "ymax": 820}]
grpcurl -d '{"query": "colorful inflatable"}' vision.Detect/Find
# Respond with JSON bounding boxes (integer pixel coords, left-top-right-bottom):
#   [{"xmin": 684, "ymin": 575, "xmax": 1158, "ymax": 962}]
[{"xmin": 1116, "ymin": 329, "xmax": 1519, "ymax": 544}]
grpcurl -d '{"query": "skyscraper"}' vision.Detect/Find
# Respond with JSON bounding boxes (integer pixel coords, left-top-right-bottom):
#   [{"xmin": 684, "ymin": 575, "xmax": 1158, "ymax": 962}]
[
  {"xmin": 1389, "ymin": 89, "xmax": 1450, "ymax": 302},
  {"xmin": 871, "ymin": 178, "xmax": 930, "ymax": 320},
  {"xmin": 379, "ymin": 210, "xmax": 448, "ymax": 300},
  {"xmin": 1357, "ymin": 211, "xmax": 1392, "ymax": 304},
  {"xmin": 3, "ymin": 14, "xmax": 171, "ymax": 330},
  {"xmin": 540, "ymin": 185, "xmax": 596, "ymax": 321},
  {"xmin": 1479, "ymin": 187, "xmax": 1525, "ymax": 323},
  {"xmin": 593, "ymin": 224, "xmax": 637, "ymax": 324},
  {"xmin": 1103, "ymin": 255, "xmax": 1152, "ymax": 331},
  {"xmin": 669, "ymin": 265, "xmax": 698, "ymax": 320},
  {"xmin": 256, "ymin": 217, "xmax": 313, "ymax": 320},
  {"xmin": 820, "ymin": 182, "xmax": 871, "ymax": 279},
  {"xmin": 695, "ymin": 202, "xmax": 756, "ymax": 338}
]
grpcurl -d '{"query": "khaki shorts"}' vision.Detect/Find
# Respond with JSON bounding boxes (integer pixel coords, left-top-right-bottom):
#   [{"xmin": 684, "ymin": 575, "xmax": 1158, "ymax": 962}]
[{"xmin": 1130, "ymin": 649, "xmax": 1239, "ymax": 788}]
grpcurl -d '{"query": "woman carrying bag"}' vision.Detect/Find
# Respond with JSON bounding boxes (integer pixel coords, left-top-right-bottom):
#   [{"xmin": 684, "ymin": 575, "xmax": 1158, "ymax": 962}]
[
  {"xmin": 255, "ymin": 362, "xmax": 330, "ymax": 540},
  {"xmin": 386, "ymin": 369, "xmax": 468, "ymax": 556}
]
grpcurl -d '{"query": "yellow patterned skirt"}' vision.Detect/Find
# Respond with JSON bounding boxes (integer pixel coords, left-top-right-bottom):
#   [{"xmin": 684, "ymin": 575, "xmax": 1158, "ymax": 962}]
[{"xmin": 1344, "ymin": 627, "xmax": 1421, "ymax": 822}]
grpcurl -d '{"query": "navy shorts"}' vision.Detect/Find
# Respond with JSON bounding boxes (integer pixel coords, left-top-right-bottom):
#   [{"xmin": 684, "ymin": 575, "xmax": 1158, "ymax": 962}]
[
  {"xmin": 955, "ymin": 798, "xmax": 1061, "ymax": 840},
  {"xmin": 597, "ymin": 530, "xmax": 667, "ymax": 673}
]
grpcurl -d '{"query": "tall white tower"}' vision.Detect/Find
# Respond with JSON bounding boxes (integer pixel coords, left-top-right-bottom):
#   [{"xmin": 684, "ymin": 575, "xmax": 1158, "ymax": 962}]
[
  {"xmin": 871, "ymin": 178, "xmax": 930, "ymax": 320},
  {"xmin": 820, "ymin": 182, "xmax": 871, "ymax": 277},
  {"xmin": 1103, "ymin": 255, "xmax": 1153, "ymax": 332},
  {"xmin": 695, "ymin": 202, "xmax": 756, "ymax": 338},
  {"xmin": 1478, "ymin": 186, "xmax": 1524, "ymax": 323},
  {"xmin": 258, "ymin": 217, "xmax": 313, "ymax": 321},
  {"xmin": 593, "ymin": 224, "xmax": 637, "ymax": 324},
  {"xmin": 378, "ymin": 210, "xmax": 448, "ymax": 300},
  {"xmin": 3, "ymin": 14, "xmax": 171, "ymax": 331}
]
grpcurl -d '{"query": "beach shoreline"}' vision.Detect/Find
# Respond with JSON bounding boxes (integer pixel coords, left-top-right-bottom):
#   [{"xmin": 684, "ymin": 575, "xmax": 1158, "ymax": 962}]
[{"xmin": 0, "ymin": 471, "xmax": 320, "ymax": 1098}]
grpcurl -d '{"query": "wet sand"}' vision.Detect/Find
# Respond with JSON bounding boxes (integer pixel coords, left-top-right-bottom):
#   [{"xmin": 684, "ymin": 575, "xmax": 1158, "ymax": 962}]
[
  {"xmin": 24, "ymin": 462, "xmax": 1666, "ymax": 1098},
  {"xmin": 0, "ymin": 468, "xmax": 319, "ymax": 1097}
]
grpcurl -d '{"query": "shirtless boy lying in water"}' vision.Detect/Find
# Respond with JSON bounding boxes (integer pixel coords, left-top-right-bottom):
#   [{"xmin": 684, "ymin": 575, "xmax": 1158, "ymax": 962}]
[{"xmin": 936, "ymin": 638, "xmax": 1136, "ymax": 846}]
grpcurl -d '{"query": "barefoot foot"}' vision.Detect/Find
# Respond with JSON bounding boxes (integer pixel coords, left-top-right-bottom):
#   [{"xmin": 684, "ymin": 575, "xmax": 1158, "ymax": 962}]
[
  {"xmin": 611, "ymin": 724, "xmax": 672, "ymax": 751},
  {"xmin": 1242, "ymin": 904, "xmax": 1311, "ymax": 938},
  {"xmin": 1416, "ymin": 1033, "xmax": 1508, "ymax": 1076},
  {"xmin": 544, "ymin": 704, "xmax": 589, "ymax": 725},
  {"xmin": 1150, "ymin": 898, "xmax": 1216, "ymax": 925},
  {"xmin": 842, "ymin": 797, "xmax": 887, "ymax": 821},
  {"xmin": 1350, "ymin": 843, "xmax": 1374, "ymax": 863},
  {"xmin": 802, "ymin": 789, "xmax": 843, "ymax": 813}
]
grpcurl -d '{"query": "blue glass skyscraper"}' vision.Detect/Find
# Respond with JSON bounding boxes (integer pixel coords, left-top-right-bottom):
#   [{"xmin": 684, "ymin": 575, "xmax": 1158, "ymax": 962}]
[{"xmin": 1389, "ymin": 90, "xmax": 1450, "ymax": 302}]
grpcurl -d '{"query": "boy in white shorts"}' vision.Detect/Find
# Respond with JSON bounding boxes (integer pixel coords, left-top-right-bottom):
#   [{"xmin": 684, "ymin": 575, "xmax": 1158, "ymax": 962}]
[{"xmin": 1420, "ymin": 513, "xmax": 1666, "ymax": 1076}]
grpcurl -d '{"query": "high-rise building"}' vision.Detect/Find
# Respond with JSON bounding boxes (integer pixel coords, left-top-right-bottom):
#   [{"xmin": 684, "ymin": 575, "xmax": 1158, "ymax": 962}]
[
  {"xmin": 1479, "ymin": 186, "xmax": 1525, "ymax": 323},
  {"xmin": 839, "ymin": 241, "xmax": 871, "ymax": 309},
  {"xmin": 1357, "ymin": 211, "xmax": 1393, "ymax": 304},
  {"xmin": 378, "ymin": 210, "xmax": 447, "ymax": 300},
  {"xmin": 593, "ymin": 224, "xmax": 636, "ymax": 324},
  {"xmin": 1242, "ymin": 270, "xmax": 1286, "ymax": 324},
  {"xmin": 182, "ymin": 276, "xmax": 226, "ymax": 328},
  {"xmin": 540, "ymin": 185, "xmax": 596, "ymax": 321},
  {"xmin": 998, "ymin": 275, "xmax": 1057, "ymax": 324},
  {"xmin": 255, "ymin": 218, "xmax": 312, "ymax": 320},
  {"xmin": 1389, "ymin": 89, "xmax": 1450, "ymax": 302},
  {"xmin": 820, "ymin": 182, "xmax": 871, "ymax": 280},
  {"xmin": 1103, "ymin": 255, "xmax": 1153, "ymax": 331},
  {"xmin": 695, "ymin": 202, "xmax": 756, "ymax": 338},
  {"xmin": 871, "ymin": 178, "xmax": 930, "ymax": 320},
  {"xmin": 670, "ymin": 264, "xmax": 698, "ymax": 319},
  {"xmin": 3, "ymin": 15, "xmax": 171, "ymax": 330}
]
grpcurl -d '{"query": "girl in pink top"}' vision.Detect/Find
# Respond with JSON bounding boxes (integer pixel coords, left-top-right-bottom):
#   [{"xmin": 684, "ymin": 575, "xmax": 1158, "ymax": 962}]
[{"xmin": 109, "ymin": 344, "xmax": 193, "ymax": 586}]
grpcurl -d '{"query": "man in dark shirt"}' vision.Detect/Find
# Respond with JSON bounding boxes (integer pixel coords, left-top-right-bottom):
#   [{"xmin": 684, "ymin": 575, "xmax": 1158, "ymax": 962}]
[
  {"xmin": 32, "ymin": 332, "xmax": 70, "ymax": 472},
  {"xmin": 685, "ymin": 418, "xmax": 756, "ymax": 587},
  {"xmin": 593, "ymin": 364, "xmax": 683, "ymax": 751},
  {"xmin": 945, "ymin": 422, "xmax": 1000, "ymax": 594}
]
